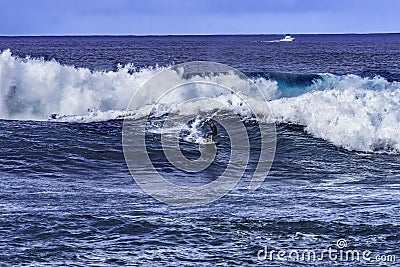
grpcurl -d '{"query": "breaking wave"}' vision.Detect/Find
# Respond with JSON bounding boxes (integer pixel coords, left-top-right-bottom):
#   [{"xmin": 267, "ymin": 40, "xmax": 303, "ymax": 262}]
[{"xmin": 1, "ymin": 49, "xmax": 400, "ymax": 153}]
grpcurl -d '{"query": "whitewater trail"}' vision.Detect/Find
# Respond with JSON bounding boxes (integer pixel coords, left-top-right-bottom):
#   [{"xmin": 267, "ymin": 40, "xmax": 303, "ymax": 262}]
[{"xmin": 1, "ymin": 50, "xmax": 400, "ymax": 153}]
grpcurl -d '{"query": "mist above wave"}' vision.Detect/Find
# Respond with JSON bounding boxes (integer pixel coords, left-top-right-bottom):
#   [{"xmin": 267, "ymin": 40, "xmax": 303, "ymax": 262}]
[{"xmin": 0, "ymin": 50, "xmax": 279, "ymax": 121}]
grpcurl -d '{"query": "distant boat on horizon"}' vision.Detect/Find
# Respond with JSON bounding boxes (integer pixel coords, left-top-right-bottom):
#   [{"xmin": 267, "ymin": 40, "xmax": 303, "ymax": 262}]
[{"xmin": 280, "ymin": 34, "xmax": 295, "ymax": 42}]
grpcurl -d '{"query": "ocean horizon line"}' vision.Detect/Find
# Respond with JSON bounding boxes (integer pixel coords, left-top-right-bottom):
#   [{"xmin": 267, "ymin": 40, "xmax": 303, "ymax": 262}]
[{"xmin": 1, "ymin": 32, "xmax": 399, "ymax": 38}]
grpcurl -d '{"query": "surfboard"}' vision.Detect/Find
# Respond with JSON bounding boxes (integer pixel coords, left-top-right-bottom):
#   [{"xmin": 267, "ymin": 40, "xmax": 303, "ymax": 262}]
[{"xmin": 203, "ymin": 141, "xmax": 220, "ymax": 146}]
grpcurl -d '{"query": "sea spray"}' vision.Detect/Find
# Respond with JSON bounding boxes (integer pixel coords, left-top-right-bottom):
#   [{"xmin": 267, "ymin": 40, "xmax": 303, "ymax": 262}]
[{"xmin": 1, "ymin": 49, "xmax": 400, "ymax": 153}]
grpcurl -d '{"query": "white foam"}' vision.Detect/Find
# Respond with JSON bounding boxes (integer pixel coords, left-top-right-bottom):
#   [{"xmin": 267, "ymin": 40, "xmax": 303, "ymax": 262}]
[
  {"xmin": 0, "ymin": 50, "xmax": 163, "ymax": 120},
  {"xmin": 268, "ymin": 87, "xmax": 400, "ymax": 153},
  {"xmin": 311, "ymin": 73, "xmax": 400, "ymax": 92},
  {"xmin": 1, "ymin": 50, "xmax": 400, "ymax": 153},
  {"xmin": 0, "ymin": 50, "xmax": 279, "ymax": 121}
]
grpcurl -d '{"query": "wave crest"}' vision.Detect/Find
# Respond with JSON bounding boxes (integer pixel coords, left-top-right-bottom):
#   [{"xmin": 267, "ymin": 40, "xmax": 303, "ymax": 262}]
[
  {"xmin": 269, "ymin": 87, "xmax": 400, "ymax": 153},
  {"xmin": 1, "ymin": 50, "xmax": 400, "ymax": 153},
  {"xmin": 0, "ymin": 50, "xmax": 279, "ymax": 120},
  {"xmin": 0, "ymin": 49, "xmax": 163, "ymax": 120}
]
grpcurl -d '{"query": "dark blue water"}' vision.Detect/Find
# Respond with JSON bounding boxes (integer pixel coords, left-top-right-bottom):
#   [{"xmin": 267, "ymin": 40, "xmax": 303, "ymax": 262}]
[
  {"xmin": 0, "ymin": 35, "xmax": 399, "ymax": 266},
  {"xmin": 2, "ymin": 34, "xmax": 400, "ymax": 80}
]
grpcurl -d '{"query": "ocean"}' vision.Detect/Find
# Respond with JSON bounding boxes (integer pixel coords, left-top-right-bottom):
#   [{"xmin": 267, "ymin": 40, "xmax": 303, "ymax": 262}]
[{"xmin": 0, "ymin": 34, "xmax": 399, "ymax": 266}]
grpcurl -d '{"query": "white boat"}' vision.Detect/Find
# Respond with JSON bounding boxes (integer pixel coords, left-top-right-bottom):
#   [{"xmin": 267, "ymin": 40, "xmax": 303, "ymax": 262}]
[{"xmin": 280, "ymin": 34, "xmax": 295, "ymax": 42}]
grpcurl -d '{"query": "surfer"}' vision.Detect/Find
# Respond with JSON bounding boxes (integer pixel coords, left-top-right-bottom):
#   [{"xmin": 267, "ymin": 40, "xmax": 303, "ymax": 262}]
[{"xmin": 205, "ymin": 120, "xmax": 217, "ymax": 141}]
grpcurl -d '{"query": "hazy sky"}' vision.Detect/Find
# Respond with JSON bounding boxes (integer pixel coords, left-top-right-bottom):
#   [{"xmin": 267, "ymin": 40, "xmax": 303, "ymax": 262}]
[{"xmin": 0, "ymin": 0, "xmax": 399, "ymax": 35}]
